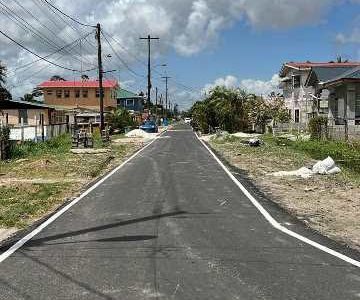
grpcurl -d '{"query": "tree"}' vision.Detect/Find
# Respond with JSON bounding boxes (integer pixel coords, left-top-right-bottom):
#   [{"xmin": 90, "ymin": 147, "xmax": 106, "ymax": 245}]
[
  {"xmin": 106, "ymin": 108, "xmax": 135, "ymax": 133},
  {"xmin": 0, "ymin": 61, "xmax": 11, "ymax": 101},
  {"xmin": 267, "ymin": 96, "xmax": 291, "ymax": 125},
  {"xmin": 20, "ymin": 94, "xmax": 35, "ymax": 102},
  {"xmin": 50, "ymin": 75, "xmax": 65, "ymax": 81}
]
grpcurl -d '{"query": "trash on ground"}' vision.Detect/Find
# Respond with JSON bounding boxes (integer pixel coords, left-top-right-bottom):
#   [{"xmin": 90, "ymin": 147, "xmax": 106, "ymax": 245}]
[
  {"xmin": 231, "ymin": 132, "xmax": 261, "ymax": 138},
  {"xmin": 70, "ymin": 148, "xmax": 111, "ymax": 154},
  {"xmin": 125, "ymin": 129, "xmax": 156, "ymax": 139},
  {"xmin": 271, "ymin": 156, "xmax": 341, "ymax": 178},
  {"xmin": 249, "ymin": 138, "xmax": 261, "ymax": 147}
]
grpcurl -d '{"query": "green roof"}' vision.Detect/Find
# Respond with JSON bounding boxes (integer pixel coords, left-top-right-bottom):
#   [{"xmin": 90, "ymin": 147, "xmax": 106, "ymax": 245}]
[{"xmin": 117, "ymin": 88, "xmax": 142, "ymax": 99}]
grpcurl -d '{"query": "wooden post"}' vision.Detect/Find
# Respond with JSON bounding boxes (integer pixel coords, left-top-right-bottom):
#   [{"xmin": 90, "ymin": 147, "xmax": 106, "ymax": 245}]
[
  {"xmin": 34, "ymin": 115, "xmax": 38, "ymax": 142},
  {"xmin": 20, "ymin": 117, "xmax": 24, "ymax": 142},
  {"xmin": 41, "ymin": 114, "xmax": 45, "ymax": 142}
]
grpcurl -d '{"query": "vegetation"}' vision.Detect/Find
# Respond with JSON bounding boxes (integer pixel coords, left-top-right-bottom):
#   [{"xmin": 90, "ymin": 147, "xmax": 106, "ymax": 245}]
[
  {"xmin": 106, "ymin": 108, "xmax": 135, "ymax": 133},
  {"xmin": 190, "ymin": 86, "xmax": 290, "ymax": 133},
  {"xmin": 0, "ymin": 60, "xmax": 11, "ymax": 100},
  {"xmin": 308, "ymin": 116, "xmax": 328, "ymax": 140}
]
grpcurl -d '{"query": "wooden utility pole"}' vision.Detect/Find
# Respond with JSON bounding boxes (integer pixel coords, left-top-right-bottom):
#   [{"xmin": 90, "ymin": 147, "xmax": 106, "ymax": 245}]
[
  {"xmin": 96, "ymin": 23, "xmax": 105, "ymax": 133},
  {"xmin": 155, "ymin": 87, "xmax": 158, "ymax": 119},
  {"xmin": 162, "ymin": 76, "xmax": 171, "ymax": 117},
  {"xmin": 140, "ymin": 35, "xmax": 159, "ymax": 107}
]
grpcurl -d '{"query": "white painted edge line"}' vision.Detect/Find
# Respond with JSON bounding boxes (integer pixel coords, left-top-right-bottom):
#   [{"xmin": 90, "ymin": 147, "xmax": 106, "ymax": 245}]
[
  {"xmin": 0, "ymin": 132, "xmax": 165, "ymax": 263},
  {"xmin": 196, "ymin": 133, "xmax": 360, "ymax": 268}
]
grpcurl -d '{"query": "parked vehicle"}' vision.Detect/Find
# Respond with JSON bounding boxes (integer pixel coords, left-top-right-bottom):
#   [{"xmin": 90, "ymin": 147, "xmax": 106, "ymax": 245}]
[
  {"xmin": 184, "ymin": 117, "xmax": 192, "ymax": 124},
  {"xmin": 139, "ymin": 120, "xmax": 158, "ymax": 133}
]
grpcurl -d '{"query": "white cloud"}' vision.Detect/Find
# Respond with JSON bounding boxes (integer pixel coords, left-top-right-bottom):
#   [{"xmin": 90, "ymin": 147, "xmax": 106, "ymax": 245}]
[
  {"xmin": 0, "ymin": 0, "xmax": 351, "ymax": 98},
  {"xmin": 203, "ymin": 74, "xmax": 280, "ymax": 96}
]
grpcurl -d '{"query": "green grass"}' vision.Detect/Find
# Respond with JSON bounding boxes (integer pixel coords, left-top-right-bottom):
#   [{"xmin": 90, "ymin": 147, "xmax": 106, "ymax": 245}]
[
  {"xmin": 9, "ymin": 134, "xmax": 71, "ymax": 159},
  {"xmin": 0, "ymin": 183, "xmax": 69, "ymax": 227}
]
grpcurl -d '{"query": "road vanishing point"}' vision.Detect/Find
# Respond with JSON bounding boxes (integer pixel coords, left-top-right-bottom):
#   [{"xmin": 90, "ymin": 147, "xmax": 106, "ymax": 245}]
[{"xmin": 0, "ymin": 124, "xmax": 360, "ymax": 300}]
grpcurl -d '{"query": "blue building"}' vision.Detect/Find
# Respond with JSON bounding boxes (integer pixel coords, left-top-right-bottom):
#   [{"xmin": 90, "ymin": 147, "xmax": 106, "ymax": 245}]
[{"xmin": 116, "ymin": 88, "xmax": 144, "ymax": 113}]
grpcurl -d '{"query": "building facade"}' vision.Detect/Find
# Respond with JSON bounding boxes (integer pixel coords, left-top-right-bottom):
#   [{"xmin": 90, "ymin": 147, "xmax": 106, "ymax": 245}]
[
  {"xmin": 116, "ymin": 88, "xmax": 144, "ymax": 113},
  {"xmin": 38, "ymin": 79, "xmax": 119, "ymax": 111},
  {"xmin": 279, "ymin": 62, "xmax": 360, "ymax": 126}
]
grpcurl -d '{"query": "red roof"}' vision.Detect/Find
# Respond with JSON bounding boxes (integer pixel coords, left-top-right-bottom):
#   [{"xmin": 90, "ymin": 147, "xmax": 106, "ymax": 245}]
[
  {"xmin": 38, "ymin": 79, "xmax": 118, "ymax": 88},
  {"xmin": 285, "ymin": 62, "xmax": 360, "ymax": 69}
]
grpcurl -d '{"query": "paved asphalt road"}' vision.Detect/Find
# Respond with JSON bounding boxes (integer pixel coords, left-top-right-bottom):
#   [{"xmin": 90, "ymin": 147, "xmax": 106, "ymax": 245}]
[{"xmin": 0, "ymin": 125, "xmax": 360, "ymax": 300}]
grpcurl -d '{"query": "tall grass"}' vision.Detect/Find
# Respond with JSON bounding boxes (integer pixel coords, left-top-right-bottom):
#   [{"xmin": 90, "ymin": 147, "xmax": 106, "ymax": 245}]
[{"xmin": 10, "ymin": 134, "xmax": 71, "ymax": 159}]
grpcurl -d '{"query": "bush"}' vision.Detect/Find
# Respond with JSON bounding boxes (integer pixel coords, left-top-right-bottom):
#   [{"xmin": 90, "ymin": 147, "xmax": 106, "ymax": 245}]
[
  {"xmin": 106, "ymin": 108, "xmax": 135, "ymax": 133},
  {"xmin": 308, "ymin": 116, "xmax": 328, "ymax": 140},
  {"xmin": 9, "ymin": 134, "xmax": 71, "ymax": 159}
]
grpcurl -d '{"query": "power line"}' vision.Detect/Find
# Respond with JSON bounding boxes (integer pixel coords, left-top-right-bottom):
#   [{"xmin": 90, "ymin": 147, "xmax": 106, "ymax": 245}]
[
  {"xmin": 0, "ymin": 29, "xmax": 95, "ymax": 73},
  {"xmin": 101, "ymin": 31, "xmax": 145, "ymax": 78},
  {"xmin": 42, "ymin": 0, "xmax": 96, "ymax": 28}
]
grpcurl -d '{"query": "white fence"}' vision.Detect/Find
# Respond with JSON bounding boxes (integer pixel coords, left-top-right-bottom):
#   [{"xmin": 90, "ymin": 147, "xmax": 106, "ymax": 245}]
[{"xmin": 9, "ymin": 123, "xmax": 69, "ymax": 142}]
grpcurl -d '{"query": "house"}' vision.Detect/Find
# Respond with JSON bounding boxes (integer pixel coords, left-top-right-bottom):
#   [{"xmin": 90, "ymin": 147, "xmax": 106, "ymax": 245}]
[
  {"xmin": 279, "ymin": 62, "xmax": 360, "ymax": 126},
  {"xmin": 305, "ymin": 66, "xmax": 360, "ymax": 125},
  {"xmin": 38, "ymin": 79, "xmax": 119, "ymax": 111},
  {"xmin": 116, "ymin": 88, "xmax": 144, "ymax": 113},
  {"xmin": 0, "ymin": 99, "xmax": 55, "ymax": 126}
]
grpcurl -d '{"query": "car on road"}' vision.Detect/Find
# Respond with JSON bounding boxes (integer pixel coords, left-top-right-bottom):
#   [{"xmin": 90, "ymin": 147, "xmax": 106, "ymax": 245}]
[
  {"xmin": 139, "ymin": 120, "xmax": 158, "ymax": 133},
  {"xmin": 184, "ymin": 117, "xmax": 192, "ymax": 124}
]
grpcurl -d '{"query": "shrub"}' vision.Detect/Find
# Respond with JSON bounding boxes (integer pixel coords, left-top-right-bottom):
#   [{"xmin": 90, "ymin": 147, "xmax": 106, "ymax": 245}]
[
  {"xmin": 308, "ymin": 116, "xmax": 328, "ymax": 140},
  {"xmin": 106, "ymin": 108, "xmax": 135, "ymax": 133}
]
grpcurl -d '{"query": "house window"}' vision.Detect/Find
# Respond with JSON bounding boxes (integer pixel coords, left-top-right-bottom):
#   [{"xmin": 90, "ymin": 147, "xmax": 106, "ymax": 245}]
[
  {"xmin": 294, "ymin": 109, "xmax": 300, "ymax": 123},
  {"xmin": 47, "ymin": 90, "xmax": 53, "ymax": 95},
  {"xmin": 96, "ymin": 89, "xmax": 100, "ymax": 98},
  {"xmin": 355, "ymin": 93, "xmax": 360, "ymax": 119},
  {"xmin": 126, "ymin": 99, "xmax": 134, "ymax": 107},
  {"xmin": 64, "ymin": 90, "xmax": 70, "ymax": 98},
  {"xmin": 56, "ymin": 90, "xmax": 62, "ymax": 98},
  {"xmin": 292, "ymin": 75, "xmax": 301, "ymax": 88},
  {"xmin": 75, "ymin": 90, "xmax": 80, "ymax": 98},
  {"xmin": 82, "ymin": 90, "xmax": 88, "ymax": 98},
  {"xmin": 18, "ymin": 109, "xmax": 28, "ymax": 124}
]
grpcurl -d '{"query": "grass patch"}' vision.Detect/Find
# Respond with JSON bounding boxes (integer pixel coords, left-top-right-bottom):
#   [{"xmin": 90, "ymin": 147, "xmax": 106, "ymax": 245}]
[
  {"xmin": 9, "ymin": 134, "xmax": 71, "ymax": 159},
  {"xmin": 0, "ymin": 183, "xmax": 70, "ymax": 227}
]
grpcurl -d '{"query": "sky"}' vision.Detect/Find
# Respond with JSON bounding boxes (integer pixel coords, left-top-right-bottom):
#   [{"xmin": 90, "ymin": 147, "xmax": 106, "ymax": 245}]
[{"xmin": 0, "ymin": 0, "xmax": 359, "ymax": 109}]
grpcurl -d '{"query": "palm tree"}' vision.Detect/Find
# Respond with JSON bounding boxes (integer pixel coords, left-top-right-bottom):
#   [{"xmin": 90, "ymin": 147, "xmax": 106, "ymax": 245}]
[{"xmin": 50, "ymin": 75, "xmax": 65, "ymax": 81}]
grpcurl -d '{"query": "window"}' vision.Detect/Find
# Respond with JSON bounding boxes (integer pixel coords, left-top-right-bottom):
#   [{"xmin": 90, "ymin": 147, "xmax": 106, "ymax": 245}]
[
  {"xmin": 82, "ymin": 90, "xmax": 88, "ymax": 98},
  {"xmin": 56, "ymin": 90, "xmax": 62, "ymax": 98},
  {"xmin": 47, "ymin": 90, "xmax": 53, "ymax": 95},
  {"xmin": 294, "ymin": 109, "xmax": 300, "ymax": 123},
  {"xmin": 18, "ymin": 109, "xmax": 28, "ymax": 124},
  {"xmin": 96, "ymin": 89, "xmax": 100, "ymax": 98},
  {"xmin": 75, "ymin": 90, "xmax": 80, "ymax": 98},
  {"xmin": 355, "ymin": 93, "xmax": 360, "ymax": 119},
  {"xmin": 292, "ymin": 75, "xmax": 301, "ymax": 88},
  {"xmin": 126, "ymin": 99, "xmax": 134, "ymax": 107},
  {"xmin": 64, "ymin": 90, "xmax": 70, "ymax": 98}
]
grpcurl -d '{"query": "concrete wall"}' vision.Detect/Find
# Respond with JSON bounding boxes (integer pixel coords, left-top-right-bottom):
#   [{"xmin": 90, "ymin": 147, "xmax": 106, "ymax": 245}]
[
  {"xmin": 9, "ymin": 123, "xmax": 68, "ymax": 141},
  {"xmin": 42, "ymin": 87, "xmax": 117, "ymax": 109}
]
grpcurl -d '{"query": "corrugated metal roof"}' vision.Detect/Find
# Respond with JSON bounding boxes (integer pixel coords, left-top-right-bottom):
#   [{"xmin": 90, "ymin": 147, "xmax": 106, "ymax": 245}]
[
  {"xmin": 323, "ymin": 66, "xmax": 360, "ymax": 85},
  {"xmin": 38, "ymin": 80, "xmax": 118, "ymax": 88},
  {"xmin": 117, "ymin": 88, "xmax": 142, "ymax": 99}
]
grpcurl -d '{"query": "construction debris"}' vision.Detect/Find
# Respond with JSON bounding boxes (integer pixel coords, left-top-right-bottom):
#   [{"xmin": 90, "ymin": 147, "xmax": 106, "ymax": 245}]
[{"xmin": 271, "ymin": 156, "xmax": 341, "ymax": 178}]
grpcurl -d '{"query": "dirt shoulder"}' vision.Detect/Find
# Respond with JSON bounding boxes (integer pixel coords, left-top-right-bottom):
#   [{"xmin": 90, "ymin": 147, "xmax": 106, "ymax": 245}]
[
  {"xmin": 0, "ymin": 134, "xmax": 148, "ymax": 243},
  {"xmin": 206, "ymin": 134, "xmax": 360, "ymax": 251}
]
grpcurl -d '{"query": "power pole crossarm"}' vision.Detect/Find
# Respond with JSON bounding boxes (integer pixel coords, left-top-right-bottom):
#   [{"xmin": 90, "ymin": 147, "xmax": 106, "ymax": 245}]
[{"xmin": 140, "ymin": 35, "xmax": 159, "ymax": 107}]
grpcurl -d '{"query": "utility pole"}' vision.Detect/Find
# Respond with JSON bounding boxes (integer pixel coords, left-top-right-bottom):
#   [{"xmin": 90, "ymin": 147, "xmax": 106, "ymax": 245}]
[
  {"xmin": 140, "ymin": 35, "xmax": 159, "ymax": 107},
  {"xmin": 96, "ymin": 23, "xmax": 105, "ymax": 133},
  {"xmin": 155, "ymin": 87, "xmax": 158, "ymax": 119},
  {"xmin": 161, "ymin": 76, "xmax": 171, "ymax": 118}
]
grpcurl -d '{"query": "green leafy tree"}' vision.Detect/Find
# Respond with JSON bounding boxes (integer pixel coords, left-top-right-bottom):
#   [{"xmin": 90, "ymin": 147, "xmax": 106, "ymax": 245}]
[
  {"xmin": 106, "ymin": 108, "xmax": 135, "ymax": 133},
  {"xmin": 0, "ymin": 61, "xmax": 11, "ymax": 101}
]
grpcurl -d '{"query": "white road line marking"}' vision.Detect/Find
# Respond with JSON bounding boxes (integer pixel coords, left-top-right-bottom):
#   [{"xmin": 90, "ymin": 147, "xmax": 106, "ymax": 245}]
[
  {"xmin": 0, "ymin": 133, "xmax": 165, "ymax": 263},
  {"xmin": 196, "ymin": 133, "xmax": 360, "ymax": 268}
]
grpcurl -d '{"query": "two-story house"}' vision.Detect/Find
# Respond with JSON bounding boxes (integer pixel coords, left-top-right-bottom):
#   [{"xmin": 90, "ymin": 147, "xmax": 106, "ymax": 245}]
[
  {"xmin": 38, "ymin": 79, "xmax": 119, "ymax": 111},
  {"xmin": 279, "ymin": 62, "xmax": 360, "ymax": 126},
  {"xmin": 116, "ymin": 88, "xmax": 144, "ymax": 113}
]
